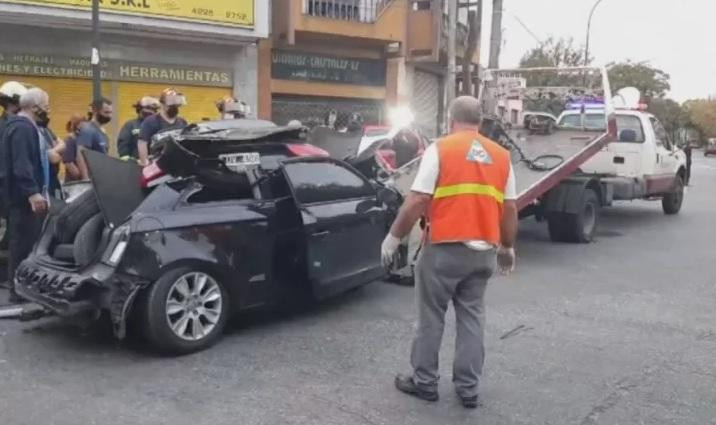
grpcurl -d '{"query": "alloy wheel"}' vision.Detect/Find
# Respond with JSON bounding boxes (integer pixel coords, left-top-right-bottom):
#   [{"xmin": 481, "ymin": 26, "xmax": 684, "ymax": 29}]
[{"xmin": 165, "ymin": 272, "xmax": 223, "ymax": 341}]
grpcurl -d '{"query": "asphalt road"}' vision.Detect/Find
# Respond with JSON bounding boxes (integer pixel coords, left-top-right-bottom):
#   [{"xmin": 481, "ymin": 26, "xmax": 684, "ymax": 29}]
[{"xmin": 1, "ymin": 154, "xmax": 715, "ymax": 425}]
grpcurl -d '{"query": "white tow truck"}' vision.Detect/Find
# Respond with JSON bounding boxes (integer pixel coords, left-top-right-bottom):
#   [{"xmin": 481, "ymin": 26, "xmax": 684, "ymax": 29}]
[{"xmin": 481, "ymin": 67, "xmax": 687, "ymax": 243}]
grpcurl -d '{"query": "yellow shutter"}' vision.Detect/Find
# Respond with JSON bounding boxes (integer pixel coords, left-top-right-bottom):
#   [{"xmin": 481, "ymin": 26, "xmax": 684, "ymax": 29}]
[
  {"xmin": 0, "ymin": 75, "xmax": 109, "ymax": 143},
  {"xmin": 116, "ymin": 82, "xmax": 232, "ymax": 133},
  {"xmin": 2, "ymin": 75, "xmax": 232, "ymax": 156}
]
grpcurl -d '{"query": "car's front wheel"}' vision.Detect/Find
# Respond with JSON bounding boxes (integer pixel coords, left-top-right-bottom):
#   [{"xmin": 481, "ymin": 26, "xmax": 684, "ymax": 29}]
[{"xmin": 143, "ymin": 267, "xmax": 229, "ymax": 355}]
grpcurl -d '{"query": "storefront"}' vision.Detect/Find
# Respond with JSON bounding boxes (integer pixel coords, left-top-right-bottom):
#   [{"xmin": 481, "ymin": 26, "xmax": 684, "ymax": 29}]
[
  {"xmin": 0, "ymin": 0, "xmax": 268, "ymax": 154},
  {"xmin": 266, "ymin": 48, "xmax": 388, "ymax": 127}
]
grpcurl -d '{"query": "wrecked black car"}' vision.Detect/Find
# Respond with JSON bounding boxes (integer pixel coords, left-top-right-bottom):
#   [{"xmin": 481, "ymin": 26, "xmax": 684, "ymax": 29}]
[{"xmin": 15, "ymin": 120, "xmax": 406, "ymax": 354}]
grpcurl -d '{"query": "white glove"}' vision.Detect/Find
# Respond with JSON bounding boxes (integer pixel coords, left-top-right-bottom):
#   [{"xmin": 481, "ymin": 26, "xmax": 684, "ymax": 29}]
[
  {"xmin": 381, "ymin": 233, "xmax": 401, "ymax": 267},
  {"xmin": 497, "ymin": 246, "xmax": 516, "ymax": 275}
]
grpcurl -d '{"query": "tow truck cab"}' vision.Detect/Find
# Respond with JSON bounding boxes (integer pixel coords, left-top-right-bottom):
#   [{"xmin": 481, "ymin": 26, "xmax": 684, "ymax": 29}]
[{"xmin": 557, "ymin": 108, "xmax": 687, "ymax": 200}]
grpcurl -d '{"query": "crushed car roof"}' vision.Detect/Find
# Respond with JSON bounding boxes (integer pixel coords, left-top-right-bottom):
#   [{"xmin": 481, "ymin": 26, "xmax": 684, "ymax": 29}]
[{"xmin": 177, "ymin": 119, "xmax": 304, "ymax": 141}]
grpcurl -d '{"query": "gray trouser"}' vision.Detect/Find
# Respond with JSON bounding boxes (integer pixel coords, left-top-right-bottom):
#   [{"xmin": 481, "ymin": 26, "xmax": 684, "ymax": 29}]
[{"xmin": 410, "ymin": 242, "xmax": 496, "ymax": 398}]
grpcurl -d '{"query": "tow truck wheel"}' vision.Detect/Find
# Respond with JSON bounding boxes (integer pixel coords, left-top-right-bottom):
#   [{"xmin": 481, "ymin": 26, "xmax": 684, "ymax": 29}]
[
  {"xmin": 547, "ymin": 188, "xmax": 599, "ymax": 243},
  {"xmin": 662, "ymin": 175, "xmax": 684, "ymax": 215},
  {"xmin": 143, "ymin": 267, "xmax": 229, "ymax": 355}
]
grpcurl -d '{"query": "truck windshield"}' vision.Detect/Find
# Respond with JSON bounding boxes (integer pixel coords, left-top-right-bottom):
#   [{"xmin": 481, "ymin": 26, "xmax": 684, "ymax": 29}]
[{"xmin": 559, "ymin": 113, "xmax": 606, "ymax": 130}]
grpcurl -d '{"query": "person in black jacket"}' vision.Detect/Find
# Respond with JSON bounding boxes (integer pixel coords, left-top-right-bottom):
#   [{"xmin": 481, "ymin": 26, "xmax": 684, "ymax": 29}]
[
  {"xmin": 117, "ymin": 96, "xmax": 159, "ymax": 159},
  {"xmin": 0, "ymin": 88, "xmax": 50, "ymax": 303}
]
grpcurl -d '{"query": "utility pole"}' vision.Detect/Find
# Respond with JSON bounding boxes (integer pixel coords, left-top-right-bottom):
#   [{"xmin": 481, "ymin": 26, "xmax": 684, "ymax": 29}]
[
  {"xmin": 461, "ymin": 1, "xmax": 481, "ymax": 96},
  {"xmin": 91, "ymin": 0, "xmax": 102, "ymax": 101},
  {"xmin": 488, "ymin": 0, "xmax": 503, "ymax": 69},
  {"xmin": 446, "ymin": 0, "xmax": 458, "ymax": 107}
]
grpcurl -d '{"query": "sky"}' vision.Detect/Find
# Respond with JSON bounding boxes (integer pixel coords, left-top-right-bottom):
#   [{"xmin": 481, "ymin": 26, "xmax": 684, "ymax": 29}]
[{"xmin": 478, "ymin": 0, "xmax": 713, "ymax": 101}]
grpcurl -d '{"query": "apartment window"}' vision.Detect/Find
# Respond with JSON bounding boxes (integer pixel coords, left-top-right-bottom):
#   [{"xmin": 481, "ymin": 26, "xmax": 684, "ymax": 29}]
[{"xmin": 413, "ymin": 0, "xmax": 432, "ymax": 10}]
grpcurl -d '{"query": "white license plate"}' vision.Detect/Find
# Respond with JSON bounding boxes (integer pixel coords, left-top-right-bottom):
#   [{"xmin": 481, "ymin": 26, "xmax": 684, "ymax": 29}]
[{"xmin": 219, "ymin": 152, "xmax": 261, "ymax": 172}]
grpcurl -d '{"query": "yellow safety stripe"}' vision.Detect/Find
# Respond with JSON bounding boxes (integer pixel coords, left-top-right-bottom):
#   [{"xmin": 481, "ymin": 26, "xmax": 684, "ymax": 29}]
[{"xmin": 434, "ymin": 183, "xmax": 505, "ymax": 203}]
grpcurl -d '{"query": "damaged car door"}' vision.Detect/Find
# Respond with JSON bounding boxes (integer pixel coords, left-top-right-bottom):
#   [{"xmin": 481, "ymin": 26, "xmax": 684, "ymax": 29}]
[{"xmin": 281, "ymin": 157, "xmax": 388, "ymax": 300}]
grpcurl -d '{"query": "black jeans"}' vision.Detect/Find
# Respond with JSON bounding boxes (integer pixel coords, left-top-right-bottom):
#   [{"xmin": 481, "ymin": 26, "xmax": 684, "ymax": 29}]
[{"xmin": 8, "ymin": 205, "xmax": 42, "ymax": 297}]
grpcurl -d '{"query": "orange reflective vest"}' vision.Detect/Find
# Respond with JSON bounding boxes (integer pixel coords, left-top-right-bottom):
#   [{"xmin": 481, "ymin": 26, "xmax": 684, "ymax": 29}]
[{"xmin": 430, "ymin": 130, "xmax": 511, "ymax": 245}]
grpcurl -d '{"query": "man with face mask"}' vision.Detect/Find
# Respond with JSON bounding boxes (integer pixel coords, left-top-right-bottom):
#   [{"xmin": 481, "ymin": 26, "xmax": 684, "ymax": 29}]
[
  {"xmin": 0, "ymin": 88, "xmax": 50, "ymax": 303},
  {"xmin": 137, "ymin": 88, "xmax": 188, "ymax": 166},
  {"xmin": 117, "ymin": 96, "xmax": 159, "ymax": 159},
  {"xmin": 75, "ymin": 97, "xmax": 113, "ymax": 180}
]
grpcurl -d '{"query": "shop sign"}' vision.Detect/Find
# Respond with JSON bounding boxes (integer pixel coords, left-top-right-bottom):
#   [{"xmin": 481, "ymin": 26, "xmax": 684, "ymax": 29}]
[
  {"xmin": 3, "ymin": 0, "xmax": 254, "ymax": 28},
  {"xmin": 0, "ymin": 52, "xmax": 233, "ymax": 87},
  {"xmin": 272, "ymin": 50, "xmax": 386, "ymax": 87}
]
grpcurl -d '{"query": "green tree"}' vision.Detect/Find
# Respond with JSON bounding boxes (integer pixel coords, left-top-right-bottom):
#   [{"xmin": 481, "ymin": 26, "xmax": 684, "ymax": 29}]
[
  {"xmin": 648, "ymin": 98, "xmax": 688, "ymax": 141},
  {"xmin": 519, "ymin": 37, "xmax": 590, "ymax": 68},
  {"xmin": 607, "ymin": 61, "xmax": 671, "ymax": 99},
  {"xmin": 518, "ymin": 37, "xmax": 593, "ymax": 88},
  {"xmin": 684, "ymin": 99, "xmax": 716, "ymax": 141}
]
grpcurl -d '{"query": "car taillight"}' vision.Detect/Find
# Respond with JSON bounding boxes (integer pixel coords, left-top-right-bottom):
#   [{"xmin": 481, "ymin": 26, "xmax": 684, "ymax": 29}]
[
  {"xmin": 287, "ymin": 143, "xmax": 330, "ymax": 157},
  {"xmin": 141, "ymin": 161, "xmax": 165, "ymax": 188}
]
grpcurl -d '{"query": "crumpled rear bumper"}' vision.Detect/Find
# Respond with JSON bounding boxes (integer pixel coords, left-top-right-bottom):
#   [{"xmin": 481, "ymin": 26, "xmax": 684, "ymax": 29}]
[{"xmin": 14, "ymin": 258, "xmax": 148, "ymax": 338}]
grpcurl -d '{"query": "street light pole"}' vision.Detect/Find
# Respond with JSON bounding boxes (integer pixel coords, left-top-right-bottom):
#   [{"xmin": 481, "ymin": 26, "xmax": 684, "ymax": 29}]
[
  {"xmin": 91, "ymin": 0, "xmax": 102, "ymax": 101},
  {"xmin": 446, "ymin": 0, "xmax": 457, "ymax": 106},
  {"xmin": 584, "ymin": 0, "xmax": 603, "ymax": 66}
]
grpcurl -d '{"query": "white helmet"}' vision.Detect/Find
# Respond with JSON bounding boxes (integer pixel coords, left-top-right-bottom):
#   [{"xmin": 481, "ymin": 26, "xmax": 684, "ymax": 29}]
[{"xmin": 0, "ymin": 81, "xmax": 29, "ymax": 101}]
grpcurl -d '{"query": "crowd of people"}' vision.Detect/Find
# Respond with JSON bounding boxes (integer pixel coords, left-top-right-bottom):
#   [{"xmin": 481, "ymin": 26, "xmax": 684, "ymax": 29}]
[{"xmin": 0, "ymin": 79, "xmax": 250, "ymax": 303}]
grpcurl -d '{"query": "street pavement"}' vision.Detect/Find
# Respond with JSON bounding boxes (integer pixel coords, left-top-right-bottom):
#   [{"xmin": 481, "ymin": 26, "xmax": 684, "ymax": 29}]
[{"xmin": 0, "ymin": 154, "xmax": 715, "ymax": 425}]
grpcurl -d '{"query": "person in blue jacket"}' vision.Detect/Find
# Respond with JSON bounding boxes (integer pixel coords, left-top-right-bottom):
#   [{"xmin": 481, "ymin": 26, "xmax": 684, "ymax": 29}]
[{"xmin": 0, "ymin": 88, "xmax": 50, "ymax": 304}]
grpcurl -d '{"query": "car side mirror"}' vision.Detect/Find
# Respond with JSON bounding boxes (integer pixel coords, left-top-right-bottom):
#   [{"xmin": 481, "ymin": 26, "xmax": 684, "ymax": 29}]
[
  {"xmin": 619, "ymin": 129, "xmax": 637, "ymax": 143},
  {"xmin": 377, "ymin": 186, "xmax": 400, "ymax": 207}
]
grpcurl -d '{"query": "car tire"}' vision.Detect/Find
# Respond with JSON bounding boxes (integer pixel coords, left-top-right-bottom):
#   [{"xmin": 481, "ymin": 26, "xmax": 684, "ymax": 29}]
[
  {"xmin": 547, "ymin": 188, "xmax": 599, "ymax": 243},
  {"xmin": 142, "ymin": 267, "xmax": 229, "ymax": 355},
  {"xmin": 55, "ymin": 189, "xmax": 101, "ymax": 243},
  {"xmin": 662, "ymin": 175, "xmax": 684, "ymax": 215},
  {"xmin": 72, "ymin": 213, "xmax": 105, "ymax": 266}
]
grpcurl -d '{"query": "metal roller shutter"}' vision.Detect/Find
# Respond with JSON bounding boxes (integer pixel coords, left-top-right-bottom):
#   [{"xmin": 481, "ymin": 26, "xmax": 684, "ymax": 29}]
[{"xmin": 411, "ymin": 70, "xmax": 440, "ymax": 138}]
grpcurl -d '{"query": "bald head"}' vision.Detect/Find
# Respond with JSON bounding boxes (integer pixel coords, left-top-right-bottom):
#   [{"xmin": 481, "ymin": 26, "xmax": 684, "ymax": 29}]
[{"xmin": 448, "ymin": 96, "xmax": 481, "ymax": 130}]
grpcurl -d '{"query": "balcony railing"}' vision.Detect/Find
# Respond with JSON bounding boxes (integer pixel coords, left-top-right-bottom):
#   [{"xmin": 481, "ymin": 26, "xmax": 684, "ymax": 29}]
[{"xmin": 304, "ymin": 0, "xmax": 394, "ymax": 23}]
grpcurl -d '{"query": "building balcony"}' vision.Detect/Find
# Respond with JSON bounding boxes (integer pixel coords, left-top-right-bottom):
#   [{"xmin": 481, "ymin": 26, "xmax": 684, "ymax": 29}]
[
  {"xmin": 407, "ymin": 1, "xmax": 479, "ymax": 65},
  {"xmin": 273, "ymin": 0, "xmax": 407, "ymax": 47}
]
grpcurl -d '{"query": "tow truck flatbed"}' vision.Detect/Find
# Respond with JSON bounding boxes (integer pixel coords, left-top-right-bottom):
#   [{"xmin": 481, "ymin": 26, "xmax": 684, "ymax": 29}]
[{"xmin": 512, "ymin": 130, "xmax": 610, "ymax": 210}]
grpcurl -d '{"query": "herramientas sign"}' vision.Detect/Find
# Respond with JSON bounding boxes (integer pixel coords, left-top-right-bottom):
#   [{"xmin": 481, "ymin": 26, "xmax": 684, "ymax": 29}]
[
  {"xmin": 0, "ymin": 51, "xmax": 233, "ymax": 87},
  {"xmin": 271, "ymin": 50, "xmax": 386, "ymax": 87}
]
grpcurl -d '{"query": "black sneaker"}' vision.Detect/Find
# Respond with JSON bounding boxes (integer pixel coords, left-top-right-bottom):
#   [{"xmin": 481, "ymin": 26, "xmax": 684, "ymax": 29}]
[
  {"xmin": 458, "ymin": 395, "xmax": 479, "ymax": 409},
  {"xmin": 394, "ymin": 374, "xmax": 439, "ymax": 402}
]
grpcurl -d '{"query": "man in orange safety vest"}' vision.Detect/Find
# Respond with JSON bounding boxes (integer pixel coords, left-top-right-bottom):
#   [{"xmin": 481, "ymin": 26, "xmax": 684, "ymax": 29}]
[{"xmin": 381, "ymin": 96, "xmax": 519, "ymax": 408}]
